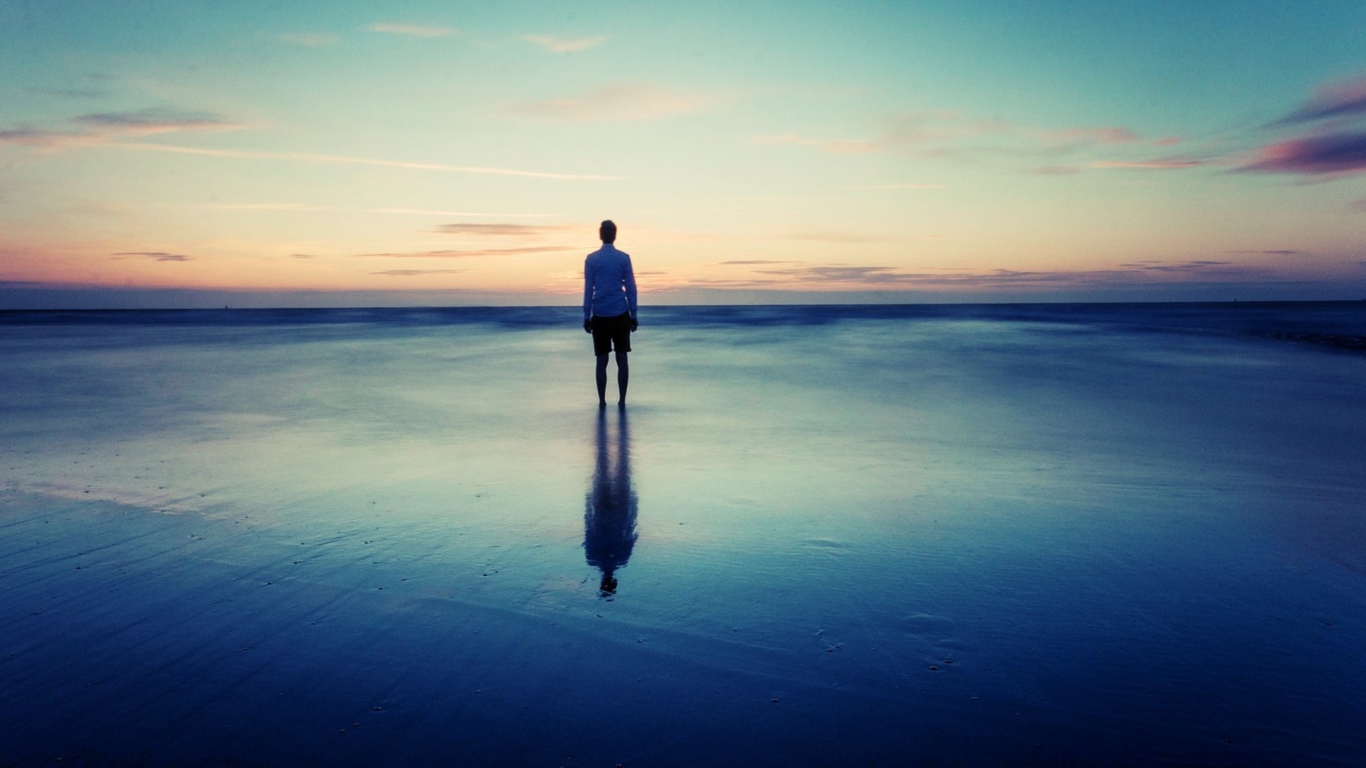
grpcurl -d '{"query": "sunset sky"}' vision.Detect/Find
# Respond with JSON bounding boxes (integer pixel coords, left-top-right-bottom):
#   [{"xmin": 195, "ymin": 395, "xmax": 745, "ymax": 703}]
[{"xmin": 2, "ymin": 0, "xmax": 1365, "ymax": 307}]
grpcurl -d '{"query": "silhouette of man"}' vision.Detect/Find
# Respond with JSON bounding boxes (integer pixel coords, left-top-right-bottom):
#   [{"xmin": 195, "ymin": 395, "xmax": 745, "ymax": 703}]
[
  {"xmin": 583, "ymin": 220, "xmax": 637, "ymax": 407},
  {"xmin": 584, "ymin": 408, "xmax": 637, "ymax": 597}
]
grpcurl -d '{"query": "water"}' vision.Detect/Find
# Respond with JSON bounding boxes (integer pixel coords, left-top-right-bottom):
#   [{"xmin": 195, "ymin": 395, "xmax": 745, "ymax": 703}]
[{"xmin": 1, "ymin": 303, "xmax": 1364, "ymax": 765}]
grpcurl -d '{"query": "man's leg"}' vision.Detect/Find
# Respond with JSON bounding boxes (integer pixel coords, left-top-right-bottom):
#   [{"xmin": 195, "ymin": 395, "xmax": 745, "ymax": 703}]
[
  {"xmin": 615, "ymin": 350, "xmax": 628, "ymax": 405},
  {"xmin": 595, "ymin": 354, "xmax": 609, "ymax": 406}
]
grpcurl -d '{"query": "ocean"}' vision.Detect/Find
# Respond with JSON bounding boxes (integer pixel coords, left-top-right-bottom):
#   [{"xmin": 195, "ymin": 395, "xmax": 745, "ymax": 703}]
[{"xmin": 2, "ymin": 302, "xmax": 1364, "ymax": 765}]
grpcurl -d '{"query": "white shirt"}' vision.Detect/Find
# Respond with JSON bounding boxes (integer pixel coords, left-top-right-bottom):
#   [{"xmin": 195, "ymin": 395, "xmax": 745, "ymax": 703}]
[{"xmin": 583, "ymin": 243, "xmax": 638, "ymax": 319}]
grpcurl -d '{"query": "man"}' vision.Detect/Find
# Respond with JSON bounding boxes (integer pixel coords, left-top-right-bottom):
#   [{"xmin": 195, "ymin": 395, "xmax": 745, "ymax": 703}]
[{"xmin": 583, "ymin": 220, "xmax": 637, "ymax": 407}]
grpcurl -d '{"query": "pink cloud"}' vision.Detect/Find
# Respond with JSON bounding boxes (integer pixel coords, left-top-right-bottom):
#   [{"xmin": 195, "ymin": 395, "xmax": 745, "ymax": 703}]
[
  {"xmin": 1240, "ymin": 132, "xmax": 1366, "ymax": 175},
  {"xmin": 1278, "ymin": 74, "xmax": 1366, "ymax": 124}
]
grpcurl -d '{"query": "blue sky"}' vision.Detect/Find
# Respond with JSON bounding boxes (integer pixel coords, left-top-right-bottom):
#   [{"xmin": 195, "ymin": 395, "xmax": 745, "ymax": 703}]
[{"xmin": 2, "ymin": 0, "xmax": 1365, "ymax": 306}]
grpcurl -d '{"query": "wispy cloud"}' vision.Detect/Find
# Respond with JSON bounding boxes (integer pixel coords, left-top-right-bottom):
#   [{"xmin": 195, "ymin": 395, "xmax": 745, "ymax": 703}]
[
  {"xmin": 687, "ymin": 259, "xmax": 1267, "ymax": 290},
  {"xmin": 754, "ymin": 112, "xmax": 1011, "ymax": 156},
  {"xmin": 755, "ymin": 265, "xmax": 909, "ymax": 283},
  {"xmin": 22, "ymin": 86, "xmax": 106, "ymax": 99},
  {"xmin": 371, "ymin": 208, "xmax": 560, "ymax": 218},
  {"xmin": 0, "ymin": 108, "xmax": 241, "ymax": 148},
  {"xmin": 1114, "ymin": 260, "xmax": 1232, "ymax": 272},
  {"xmin": 522, "ymin": 34, "xmax": 607, "ymax": 53},
  {"xmin": 373, "ymin": 269, "xmax": 464, "ymax": 276},
  {"xmin": 846, "ymin": 183, "xmax": 947, "ymax": 190},
  {"xmin": 112, "ymin": 251, "xmax": 192, "ymax": 262},
  {"xmin": 186, "ymin": 203, "xmax": 562, "ymax": 217},
  {"xmin": 778, "ymin": 232, "xmax": 882, "ymax": 244},
  {"xmin": 1224, "ymin": 249, "xmax": 1301, "ymax": 255},
  {"xmin": 1238, "ymin": 131, "xmax": 1366, "ymax": 176},
  {"xmin": 366, "ymin": 23, "xmax": 456, "ymax": 38},
  {"xmin": 434, "ymin": 223, "xmax": 571, "ymax": 236},
  {"xmin": 359, "ymin": 246, "xmax": 575, "ymax": 258},
  {"xmin": 755, "ymin": 112, "xmax": 1203, "ymax": 174},
  {"xmin": 281, "ymin": 33, "xmax": 340, "ymax": 47},
  {"xmin": 1275, "ymin": 74, "xmax": 1366, "ymax": 125},
  {"xmin": 197, "ymin": 202, "xmax": 333, "ymax": 211},
  {"xmin": 1090, "ymin": 159, "xmax": 1206, "ymax": 170},
  {"xmin": 503, "ymin": 82, "xmax": 715, "ymax": 122},
  {"xmin": 101, "ymin": 142, "xmax": 624, "ymax": 180},
  {"xmin": 720, "ymin": 260, "xmax": 792, "ymax": 265},
  {"xmin": 78, "ymin": 110, "xmax": 234, "ymax": 132},
  {"xmin": 1043, "ymin": 126, "xmax": 1141, "ymax": 144}
]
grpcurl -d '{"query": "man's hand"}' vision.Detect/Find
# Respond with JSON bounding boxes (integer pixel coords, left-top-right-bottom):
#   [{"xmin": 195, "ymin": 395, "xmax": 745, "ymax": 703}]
[
  {"xmin": 584, "ymin": 318, "xmax": 593, "ymax": 334},
  {"xmin": 630, "ymin": 316, "xmax": 638, "ymax": 332}
]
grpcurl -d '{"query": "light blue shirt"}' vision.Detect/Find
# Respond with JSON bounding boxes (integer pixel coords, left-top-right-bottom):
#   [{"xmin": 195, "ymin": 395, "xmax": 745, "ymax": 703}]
[{"xmin": 583, "ymin": 243, "xmax": 637, "ymax": 319}]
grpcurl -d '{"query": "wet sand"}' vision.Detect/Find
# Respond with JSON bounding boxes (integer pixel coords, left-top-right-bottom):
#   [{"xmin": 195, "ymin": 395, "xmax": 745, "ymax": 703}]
[{"xmin": 2, "ymin": 304, "xmax": 1364, "ymax": 765}]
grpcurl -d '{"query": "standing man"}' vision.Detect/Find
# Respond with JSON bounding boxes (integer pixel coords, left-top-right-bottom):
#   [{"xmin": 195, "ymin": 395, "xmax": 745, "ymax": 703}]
[{"xmin": 583, "ymin": 220, "xmax": 637, "ymax": 407}]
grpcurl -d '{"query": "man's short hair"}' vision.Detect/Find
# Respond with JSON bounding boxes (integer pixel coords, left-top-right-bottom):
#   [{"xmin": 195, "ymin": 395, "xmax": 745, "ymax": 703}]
[{"xmin": 599, "ymin": 220, "xmax": 617, "ymax": 243}]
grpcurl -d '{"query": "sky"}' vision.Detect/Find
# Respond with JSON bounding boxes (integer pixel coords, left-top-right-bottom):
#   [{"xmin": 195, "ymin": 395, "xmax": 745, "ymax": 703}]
[{"xmin": 2, "ymin": 0, "xmax": 1365, "ymax": 307}]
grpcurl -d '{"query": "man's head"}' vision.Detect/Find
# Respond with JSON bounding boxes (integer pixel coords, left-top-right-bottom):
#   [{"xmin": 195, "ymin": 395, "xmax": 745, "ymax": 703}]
[{"xmin": 599, "ymin": 220, "xmax": 617, "ymax": 244}]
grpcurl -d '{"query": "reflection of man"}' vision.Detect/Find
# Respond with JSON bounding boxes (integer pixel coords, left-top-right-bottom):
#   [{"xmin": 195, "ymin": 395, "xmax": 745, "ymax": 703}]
[
  {"xmin": 582, "ymin": 220, "xmax": 638, "ymax": 408},
  {"xmin": 584, "ymin": 409, "xmax": 637, "ymax": 597}
]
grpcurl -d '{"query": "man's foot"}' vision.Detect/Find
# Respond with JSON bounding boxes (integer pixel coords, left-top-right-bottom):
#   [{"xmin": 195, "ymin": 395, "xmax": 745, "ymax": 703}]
[
  {"xmin": 598, "ymin": 400, "xmax": 607, "ymax": 409},
  {"xmin": 617, "ymin": 400, "xmax": 626, "ymax": 409}
]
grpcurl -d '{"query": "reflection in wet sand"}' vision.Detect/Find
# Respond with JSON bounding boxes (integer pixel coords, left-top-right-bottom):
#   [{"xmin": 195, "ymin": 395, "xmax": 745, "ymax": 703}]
[{"xmin": 584, "ymin": 409, "xmax": 637, "ymax": 597}]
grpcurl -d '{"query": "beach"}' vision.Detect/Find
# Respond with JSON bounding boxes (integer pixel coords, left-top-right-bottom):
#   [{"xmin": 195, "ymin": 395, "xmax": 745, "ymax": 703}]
[{"xmin": 2, "ymin": 303, "xmax": 1364, "ymax": 765}]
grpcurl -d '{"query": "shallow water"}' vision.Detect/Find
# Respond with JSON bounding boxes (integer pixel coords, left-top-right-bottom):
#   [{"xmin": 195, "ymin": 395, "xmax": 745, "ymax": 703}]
[{"xmin": 1, "ymin": 303, "xmax": 1364, "ymax": 765}]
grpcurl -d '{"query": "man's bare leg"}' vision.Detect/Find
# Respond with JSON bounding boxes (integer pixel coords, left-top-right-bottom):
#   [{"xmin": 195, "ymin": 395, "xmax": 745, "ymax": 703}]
[
  {"xmin": 615, "ymin": 350, "xmax": 629, "ymax": 406},
  {"xmin": 595, "ymin": 354, "xmax": 609, "ymax": 407}
]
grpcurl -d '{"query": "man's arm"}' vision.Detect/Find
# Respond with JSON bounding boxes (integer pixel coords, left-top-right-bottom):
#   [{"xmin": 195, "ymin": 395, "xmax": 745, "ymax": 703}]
[
  {"xmin": 623, "ymin": 256, "xmax": 637, "ymax": 319},
  {"xmin": 583, "ymin": 258, "xmax": 594, "ymax": 332}
]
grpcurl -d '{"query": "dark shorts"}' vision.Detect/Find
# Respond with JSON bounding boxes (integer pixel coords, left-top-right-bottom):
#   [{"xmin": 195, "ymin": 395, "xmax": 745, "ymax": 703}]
[{"xmin": 591, "ymin": 312, "xmax": 632, "ymax": 356}]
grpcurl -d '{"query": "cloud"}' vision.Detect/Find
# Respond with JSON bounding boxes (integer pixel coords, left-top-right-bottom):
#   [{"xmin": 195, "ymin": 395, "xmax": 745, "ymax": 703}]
[
  {"xmin": 755, "ymin": 266, "xmax": 909, "ymax": 284},
  {"xmin": 1034, "ymin": 165, "xmax": 1083, "ymax": 175},
  {"xmin": 290, "ymin": 254, "xmax": 316, "ymax": 259},
  {"xmin": 1276, "ymin": 74, "xmax": 1366, "ymax": 124},
  {"xmin": 22, "ymin": 86, "xmax": 106, "ymax": 99},
  {"xmin": 1090, "ymin": 159, "xmax": 1207, "ymax": 170},
  {"xmin": 0, "ymin": 108, "xmax": 241, "ymax": 148},
  {"xmin": 688, "ymin": 259, "xmax": 1267, "ymax": 291},
  {"xmin": 359, "ymin": 246, "xmax": 574, "ymax": 258},
  {"xmin": 503, "ymin": 82, "xmax": 714, "ymax": 122},
  {"xmin": 76, "ymin": 109, "xmax": 235, "ymax": 132},
  {"xmin": 1224, "ymin": 250, "xmax": 1301, "ymax": 255},
  {"xmin": 720, "ymin": 260, "xmax": 792, "ymax": 265},
  {"xmin": 372, "ymin": 269, "xmax": 464, "ymax": 276},
  {"xmin": 99, "ymin": 142, "xmax": 624, "ymax": 180},
  {"xmin": 778, "ymin": 232, "xmax": 882, "ymax": 244},
  {"xmin": 281, "ymin": 33, "xmax": 340, "ymax": 47},
  {"xmin": 370, "ymin": 208, "xmax": 560, "ymax": 218},
  {"xmin": 753, "ymin": 113, "xmax": 1191, "ymax": 172},
  {"xmin": 846, "ymin": 183, "xmax": 947, "ymax": 190},
  {"xmin": 198, "ymin": 202, "xmax": 333, "ymax": 211},
  {"xmin": 1114, "ymin": 260, "xmax": 1232, "ymax": 273},
  {"xmin": 112, "ymin": 251, "xmax": 192, "ymax": 262},
  {"xmin": 522, "ymin": 34, "xmax": 607, "ymax": 53},
  {"xmin": 1044, "ymin": 126, "xmax": 1140, "ymax": 144},
  {"xmin": 434, "ymin": 223, "xmax": 571, "ymax": 237},
  {"xmin": 184, "ymin": 203, "xmax": 563, "ymax": 217},
  {"xmin": 366, "ymin": 23, "xmax": 456, "ymax": 38},
  {"xmin": 1239, "ymin": 131, "xmax": 1366, "ymax": 175}
]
